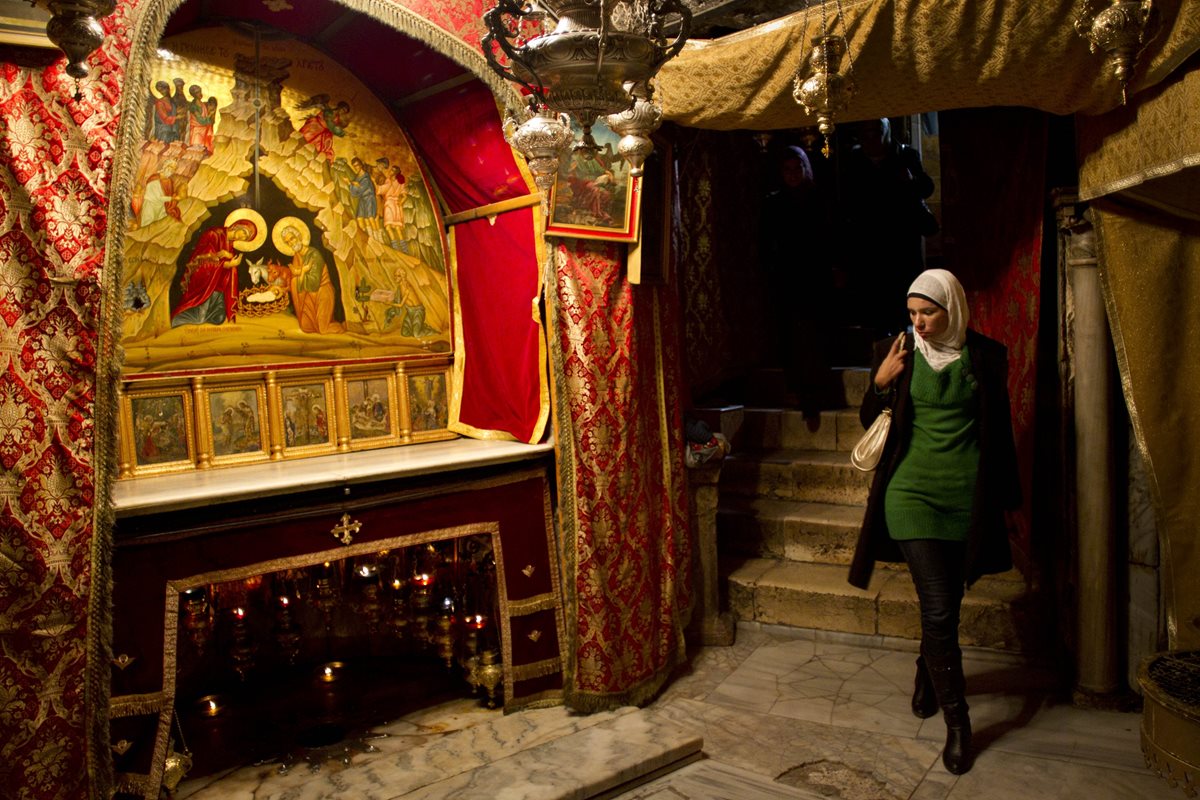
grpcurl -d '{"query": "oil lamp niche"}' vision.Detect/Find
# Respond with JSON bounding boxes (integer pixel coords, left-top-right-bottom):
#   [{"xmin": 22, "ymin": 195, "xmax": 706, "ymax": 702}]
[
  {"xmin": 482, "ymin": 0, "xmax": 693, "ymax": 201},
  {"xmin": 175, "ymin": 536, "xmax": 502, "ymax": 709}
]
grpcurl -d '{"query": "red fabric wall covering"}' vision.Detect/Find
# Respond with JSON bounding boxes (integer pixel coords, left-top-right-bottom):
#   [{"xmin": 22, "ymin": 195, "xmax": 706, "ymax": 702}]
[
  {"xmin": 451, "ymin": 212, "xmax": 548, "ymax": 443},
  {"xmin": 0, "ymin": 3, "xmax": 134, "ymax": 797},
  {"xmin": 940, "ymin": 108, "xmax": 1048, "ymax": 572},
  {"xmin": 398, "ymin": 82, "xmax": 529, "ymax": 213},
  {"xmin": 552, "ymin": 239, "xmax": 691, "ymax": 708},
  {"xmin": 401, "ymin": 82, "xmax": 548, "ymax": 443}
]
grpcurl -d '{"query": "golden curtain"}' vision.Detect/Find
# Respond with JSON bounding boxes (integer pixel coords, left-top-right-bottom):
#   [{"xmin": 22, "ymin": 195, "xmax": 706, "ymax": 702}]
[
  {"xmin": 1080, "ymin": 60, "xmax": 1200, "ymax": 651},
  {"xmin": 1095, "ymin": 203, "xmax": 1200, "ymax": 651},
  {"xmin": 656, "ymin": 0, "xmax": 1200, "ymax": 130}
]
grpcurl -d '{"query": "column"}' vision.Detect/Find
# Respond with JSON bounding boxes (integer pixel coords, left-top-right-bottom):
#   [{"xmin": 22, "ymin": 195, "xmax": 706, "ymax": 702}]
[{"xmin": 1059, "ymin": 197, "xmax": 1118, "ymax": 696}]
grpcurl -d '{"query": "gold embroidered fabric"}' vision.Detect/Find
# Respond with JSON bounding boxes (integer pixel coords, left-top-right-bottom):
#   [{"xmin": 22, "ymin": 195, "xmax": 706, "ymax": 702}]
[
  {"xmin": 1094, "ymin": 203, "xmax": 1200, "ymax": 651},
  {"xmin": 1078, "ymin": 64, "xmax": 1200, "ymax": 212},
  {"xmin": 656, "ymin": 0, "xmax": 1200, "ymax": 130}
]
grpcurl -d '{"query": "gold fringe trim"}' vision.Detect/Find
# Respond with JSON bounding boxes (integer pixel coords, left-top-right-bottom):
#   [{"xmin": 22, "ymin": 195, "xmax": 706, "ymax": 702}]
[
  {"xmin": 109, "ymin": 693, "xmax": 166, "ymax": 718},
  {"xmin": 503, "ymin": 689, "xmax": 564, "ymax": 714},
  {"xmin": 332, "ymin": 0, "xmax": 521, "ymax": 110},
  {"xmin": 510, "ymin": 656, "xmax": 562, "ymax": 682},
  {"xmin": 542, "ymin": 242, "xmax": 581, "ymax": 703},
  {"xmin": 113, "ymin": 773, "xmax": 154, "ymax": 797},
  {"xmin": 563, "ymin": 656, "xmax": 682, "ymax": 712},
  {"xmin": 1080, "ymin": 153, "xmax": 1200, "ymax": 204},
  {"xmin": 506, "ymin": 593, "xmax": 559, "ymax": 615}
]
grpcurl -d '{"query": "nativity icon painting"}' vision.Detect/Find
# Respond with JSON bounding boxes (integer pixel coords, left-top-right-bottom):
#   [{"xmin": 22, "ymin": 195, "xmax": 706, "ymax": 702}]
[{"xmin": 121, "ymin": 27, "xmax": 451, "ymax": 376}]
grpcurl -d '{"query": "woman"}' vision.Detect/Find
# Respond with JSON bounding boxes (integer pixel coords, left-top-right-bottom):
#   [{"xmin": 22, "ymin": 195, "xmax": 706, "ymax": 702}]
[
  {"xmin": 171, "ymin": 219, "xmax": 257, "ymax": 327},
  {"xmin": 849, "ymin": 269, "xmax": 1020, "ymax": 775}
]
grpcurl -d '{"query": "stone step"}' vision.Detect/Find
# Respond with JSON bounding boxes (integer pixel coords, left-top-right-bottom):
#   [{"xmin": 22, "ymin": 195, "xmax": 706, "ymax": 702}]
[
  {"xmin": 692, "ymin": 368, "xmax": 871, "ymax": 449},
  {"xmin": 837, "ymin": 367, "xmax": 871, "ymax": 409},
  {"xmin": 724, "ymin": 558, "xmax": 1031, "ymax": 651},
  {"xmin": 734, "ymin": 407, "xmax": 864, "ymax": 452},
  {"xmin": 718, "ymin": 496, "xmax": 869, "ymax": 567},
  {"xmin": 721, "ymin": 449, "xmax": 872, "ymax": 506}
]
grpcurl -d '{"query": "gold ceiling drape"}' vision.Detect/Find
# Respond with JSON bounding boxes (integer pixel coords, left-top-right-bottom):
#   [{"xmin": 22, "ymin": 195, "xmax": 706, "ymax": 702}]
[{"xmin": 657, "ymin": 0, "xmax": 1200, "ymax": 130}]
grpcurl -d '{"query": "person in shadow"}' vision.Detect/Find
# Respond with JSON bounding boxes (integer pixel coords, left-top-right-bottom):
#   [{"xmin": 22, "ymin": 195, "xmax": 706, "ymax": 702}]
[
  {"xmin": 760, "ymin": 145, "xmax": 837, "ymax": 415},
  {"xmin": 849, "ymin": 269, "xmax": 1021, "ymax": 775},
  {"xmin": 841, "ymin": 118, "xmax": 938, "ymax": 336}
]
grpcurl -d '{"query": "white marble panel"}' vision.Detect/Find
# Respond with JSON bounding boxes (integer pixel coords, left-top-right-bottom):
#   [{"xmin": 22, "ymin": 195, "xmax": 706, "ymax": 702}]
[
  {"xmin": 611, "ymin": 758, "xmax": 828, "ymax": 799},
  {"xmin": 115, "ymin": 438, "xmax": 554, "ymax": 515},
  {"xmin": 650, "ymin": 698, "xmax": 941, "ymax": 800},
  {"xmin": 398, "ymin": 709, "xmax": 702, "ymax": 799},
  {"xmin": 943, "ymin": 748, "xmax": 1169, "ymax": 799},
  {"xmin": 176, "ymin": 702, "xmax": 635, "ymax": 800},
  {"xmin": 919, "ymin": 702, "xmax": 1148, "ymax": 773}
]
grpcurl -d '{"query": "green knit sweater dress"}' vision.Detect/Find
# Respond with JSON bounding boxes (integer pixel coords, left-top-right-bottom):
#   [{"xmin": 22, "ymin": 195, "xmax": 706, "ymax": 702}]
[{"xmin": 884, "ymin": 346, "xmax": 981, "ymax": 541}]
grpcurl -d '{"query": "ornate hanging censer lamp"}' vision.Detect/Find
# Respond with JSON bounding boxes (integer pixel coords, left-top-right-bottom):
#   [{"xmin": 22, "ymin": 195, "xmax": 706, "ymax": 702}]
[
  {"xmin": 502, "ymin": 106, "xmax": 575, "ymax": 211},
  {"xmin": 792, "ymin": 0, "xmax": 857, "ymax": 159},
  {"xmin": 604, "ymin": 79, "xmax": 662, "ymax": 177},
  {"xmin": 33, "ymin": 0, "xmax": 117, "ymax": 90},
  {"xmin": 483, "ymin": 0, "xmax": 692, "ymax": 199},
  {"xmin": 1075, "ymin": 0, "xmax": 1159, "ymax": 105}
]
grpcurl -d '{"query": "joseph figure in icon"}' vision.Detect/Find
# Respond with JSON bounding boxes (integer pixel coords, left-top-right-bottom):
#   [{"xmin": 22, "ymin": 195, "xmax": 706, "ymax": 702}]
[{"xmin": 275, "ymin": 218, "xmax": 345, "ymax": 334}]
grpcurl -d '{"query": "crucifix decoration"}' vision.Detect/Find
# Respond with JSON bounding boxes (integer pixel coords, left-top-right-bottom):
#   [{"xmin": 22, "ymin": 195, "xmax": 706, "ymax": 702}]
[{"xmin": 330, "ymin": 513, "xmax": 361, "ymax": 545}]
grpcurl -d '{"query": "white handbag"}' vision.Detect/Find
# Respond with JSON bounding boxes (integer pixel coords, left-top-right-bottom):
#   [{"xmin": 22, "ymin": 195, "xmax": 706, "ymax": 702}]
[{"xmin": 850, "ymin": 408, "xmax": 892, "ymax": 472}]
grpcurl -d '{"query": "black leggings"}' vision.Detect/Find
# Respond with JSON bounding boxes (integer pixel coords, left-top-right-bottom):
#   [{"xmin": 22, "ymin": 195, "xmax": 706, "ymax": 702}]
[{"xmin": 896, "ymin": 538, "xmax": 967, "ymax": 661}]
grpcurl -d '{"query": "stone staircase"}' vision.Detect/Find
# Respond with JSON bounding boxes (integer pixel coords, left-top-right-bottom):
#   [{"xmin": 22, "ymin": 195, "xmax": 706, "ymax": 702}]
[{"xmin": 698, "ymin": 368, "xmax": 1032, "ymax": 652}]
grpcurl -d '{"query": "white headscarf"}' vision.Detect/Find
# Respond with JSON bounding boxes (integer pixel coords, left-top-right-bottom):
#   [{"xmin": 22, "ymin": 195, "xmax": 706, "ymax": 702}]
[{"xmin": 907, "ymin": 269, "xmax": 968, "ymax": 372}]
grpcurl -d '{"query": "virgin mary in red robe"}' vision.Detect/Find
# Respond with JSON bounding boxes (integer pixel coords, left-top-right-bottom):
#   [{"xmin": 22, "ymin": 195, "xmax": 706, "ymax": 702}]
[{"xmin": 171, "ymin": 219, "xmax": 257, "ymax": 327}]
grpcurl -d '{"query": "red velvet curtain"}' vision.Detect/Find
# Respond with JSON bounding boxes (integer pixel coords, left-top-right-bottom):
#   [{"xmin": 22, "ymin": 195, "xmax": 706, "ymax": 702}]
[
  {"xmin": 400, "ymin": 83, "xmax": 547, "ymax": 442},
  {"xmin": 940, "ymin": 108, "xmax": 1047, "ymax": 571}
]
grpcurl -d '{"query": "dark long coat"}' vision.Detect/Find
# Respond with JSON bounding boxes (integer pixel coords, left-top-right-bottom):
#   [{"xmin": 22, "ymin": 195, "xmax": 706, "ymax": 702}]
[{"xmin": 848, "ymin": 329, "xmax": 1021, "ymax": 590}]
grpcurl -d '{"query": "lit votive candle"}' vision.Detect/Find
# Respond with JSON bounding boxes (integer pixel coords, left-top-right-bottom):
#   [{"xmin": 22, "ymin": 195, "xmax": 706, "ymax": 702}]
[
  {"xmin": 197, "ymin": 695, "xmax": 222, "ymax": 717},
  {"xmin": 318, "ymin": 661, "xmax": 344, "ymax": 683}
]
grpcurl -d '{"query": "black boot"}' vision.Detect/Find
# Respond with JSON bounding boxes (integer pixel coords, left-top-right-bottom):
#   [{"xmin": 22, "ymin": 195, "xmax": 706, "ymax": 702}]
[
  {"xmin": 925, "ymin": 654, "xmax": 974, "ymax": 774},
  {"xmin": 940, "ymin": 699, "xmax": 973, "ymax": 775},
  {"xmin": 911, "ymin": 656, "xmax": 937, "ymax": 719}
]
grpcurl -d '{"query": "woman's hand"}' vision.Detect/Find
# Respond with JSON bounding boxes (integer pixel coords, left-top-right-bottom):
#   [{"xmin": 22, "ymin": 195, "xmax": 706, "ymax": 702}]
[{"xmin": 875, "ymin": 333, "xmax": 909, "ymax": 389}]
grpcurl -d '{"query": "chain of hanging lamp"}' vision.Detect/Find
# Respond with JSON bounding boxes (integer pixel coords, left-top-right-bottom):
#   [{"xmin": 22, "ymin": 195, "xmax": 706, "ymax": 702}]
[{"xmin": 792, "ymin": 0, "xmax": 857, "ymax": 158}]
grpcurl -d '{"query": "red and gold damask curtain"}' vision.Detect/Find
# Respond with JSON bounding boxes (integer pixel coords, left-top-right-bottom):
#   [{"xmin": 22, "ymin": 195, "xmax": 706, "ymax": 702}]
[
  {"xmin": 548, "ymin": 239, "xmax": 691, "ymax": 709},
  {"xmin": 0, "ymin": 3, "xmax": 136, "ymax": 797}
]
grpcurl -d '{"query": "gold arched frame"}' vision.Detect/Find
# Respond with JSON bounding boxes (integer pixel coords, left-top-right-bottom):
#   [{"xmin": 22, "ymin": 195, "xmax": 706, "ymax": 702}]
[{"xmin": 96, "ymin": 3, "xmax": 521, "ymax": 797}]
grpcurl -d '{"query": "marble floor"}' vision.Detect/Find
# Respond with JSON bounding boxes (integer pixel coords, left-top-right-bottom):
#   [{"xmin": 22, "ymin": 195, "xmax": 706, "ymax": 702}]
[{"xmin": 177, "ymin": 624, "xmax": 1172, "ymax": 800}]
